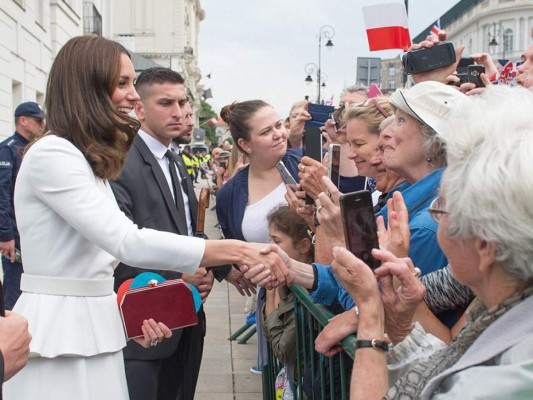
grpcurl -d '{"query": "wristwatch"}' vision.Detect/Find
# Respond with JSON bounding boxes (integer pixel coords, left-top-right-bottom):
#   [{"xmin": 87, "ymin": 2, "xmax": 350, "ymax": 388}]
[{"xmin": 354, "ymin": 339, "xmax": 389, "ymax": 352}]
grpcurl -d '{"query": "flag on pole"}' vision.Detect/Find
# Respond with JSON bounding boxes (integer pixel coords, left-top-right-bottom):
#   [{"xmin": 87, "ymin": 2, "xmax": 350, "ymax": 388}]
[
  {"xmin": 362, "ymin": 3, "xmax": 411, "ymax": 51},
  {"xmin": 430, "ymin": 19, "xmax": 441, "ymax": 36}
]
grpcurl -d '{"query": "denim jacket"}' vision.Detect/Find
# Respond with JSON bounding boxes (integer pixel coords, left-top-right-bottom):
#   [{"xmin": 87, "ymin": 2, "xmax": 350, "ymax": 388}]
[{"xmin": 311, "ymin": 168, "xmax": 447, "ymax": 310}]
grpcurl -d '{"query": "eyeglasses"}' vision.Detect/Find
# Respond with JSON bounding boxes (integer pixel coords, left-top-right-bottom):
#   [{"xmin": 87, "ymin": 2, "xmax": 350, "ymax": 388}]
[{"xmin": 428, "ymin": 196, "xmax": 448, "ymax": 223}]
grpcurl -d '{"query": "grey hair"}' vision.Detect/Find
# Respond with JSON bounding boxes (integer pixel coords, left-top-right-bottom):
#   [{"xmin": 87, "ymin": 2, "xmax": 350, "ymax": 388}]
[
  {"xmin": 442, "ymin": 85, "xmax": 533, "ymax": 282},
  {"xmin": 340, "ymin": 84, "xmax": 368, "ymax": 99},
  {"xmin": 420, "ymin": 124, "xmax": 446, "ymax": 167}
]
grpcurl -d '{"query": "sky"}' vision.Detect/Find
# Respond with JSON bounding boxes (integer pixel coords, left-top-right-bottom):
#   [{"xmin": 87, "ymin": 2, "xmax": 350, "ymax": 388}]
[{"xmin": 198, "ymin": 0, "xmax": 461, "ymax": 118}]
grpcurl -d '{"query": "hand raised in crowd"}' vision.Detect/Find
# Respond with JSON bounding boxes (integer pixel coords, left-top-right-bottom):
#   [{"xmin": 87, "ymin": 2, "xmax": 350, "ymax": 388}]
[
  {"xmin": 458, "ymin": 72, "xmax": 491, "ymax": 96},
  {"xmin": 315, "ymin": 176, "xmax": 345, "ymax": 248},
  {"xmin": 298, "ymin": 156, "xmax": 328, "ymax": 202},
  {"xmin": 315, "ymin": 308, "xmax": 358, "ymax": 357},
  {"xmin": 133, "ymin": 319, "xmax": 172, "ymax": 349},
  {"xmin": 331, "ymin": 247, "xmax": 381, "ymax": 312},
  {"xmin": 410, "ymin": 30, "xmax": 464, "ymax": 85},
  {"xmin": 0, "ymin": 311, "xmax": 31, "ymax": 381},
  {"xmin": 373, "ymin": 249, "xmax": 426, "ymax": 344},
  {"xmin": 287, "ymin": 108, "xmax": 311, "ymax": 148},
  {"xmin": 284, "ymin": 184, "xmax": 314, "ymax": 228},
  {"xmin": 225, "ymin": 267, "xmax": 256, "ymax": 297},
  {"xmin": 323, "ymin": 118, "xmax": 347, "ymax": 144},
  {"xmin": 376, "ymin": 191, "xmax": 410, "ymax": 258}
]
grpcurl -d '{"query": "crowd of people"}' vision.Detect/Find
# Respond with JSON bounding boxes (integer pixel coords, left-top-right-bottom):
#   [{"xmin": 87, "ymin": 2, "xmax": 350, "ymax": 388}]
[{"xmin": 0, "ymin": 28, "xmax": 532, "ymax": 400}]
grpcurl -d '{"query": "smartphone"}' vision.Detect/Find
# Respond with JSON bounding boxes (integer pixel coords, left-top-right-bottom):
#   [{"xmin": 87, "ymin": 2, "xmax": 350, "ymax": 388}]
[
  {"xmin": 467, "ymin": 65, "xmax": 485, "ymax": 87},
  {"xmin": 276, "ymin": 161, "xmax": 297, "ymax": 186},
  {"xmin": 307, "ymin": 103, "xmax": 335, "ymax": 127},
  {"xmin": 219, "ymin": 161, "xmax": 227, "ymax": 169},
  {"xmin": 339, "ymin": 190, "xmax": 381, "ymax": 270},
  {"xmin": 303, "ymin": 123, "xmax": 324, "ymax": 204},
  {"xmin": 327, "ymin": 144, "xmax": 341, "ymax": 189},
  {"xmin": 457, "ymin": 57, "xmax": 475, "ymax": 74},
  {"xmin": 402, "ymin": 42, "xmax": 456, "ymax": 74}
]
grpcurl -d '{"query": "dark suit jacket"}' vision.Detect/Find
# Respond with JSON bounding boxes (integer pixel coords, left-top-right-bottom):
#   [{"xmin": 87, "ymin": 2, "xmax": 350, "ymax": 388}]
[{"xmin": 111, "ymin": 134, "xmax": 199, "ymax": 360}]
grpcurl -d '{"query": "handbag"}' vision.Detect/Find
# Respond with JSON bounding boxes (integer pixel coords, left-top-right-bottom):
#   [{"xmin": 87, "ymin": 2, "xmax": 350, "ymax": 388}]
[{"xmin": 118, "ymin": 277, "xmax": 198, "ymax": 339}]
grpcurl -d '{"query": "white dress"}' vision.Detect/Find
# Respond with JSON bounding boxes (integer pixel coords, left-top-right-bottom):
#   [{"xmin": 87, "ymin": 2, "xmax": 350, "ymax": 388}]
[{"xmin": 4, "ymin": 135, "xmax": 206, "ymax": 400}]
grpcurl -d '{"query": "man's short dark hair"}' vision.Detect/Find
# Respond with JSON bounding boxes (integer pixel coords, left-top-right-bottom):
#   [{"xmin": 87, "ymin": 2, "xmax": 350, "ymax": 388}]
[{"xmin": 135, "ymin": 68, "xmax": 184, "ymax": 100}]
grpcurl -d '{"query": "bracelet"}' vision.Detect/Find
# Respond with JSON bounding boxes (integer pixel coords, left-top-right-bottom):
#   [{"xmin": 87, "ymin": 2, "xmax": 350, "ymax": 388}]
[{"xmin": 354, "ymin": 339, "xmax": 389, "ymax": 352}]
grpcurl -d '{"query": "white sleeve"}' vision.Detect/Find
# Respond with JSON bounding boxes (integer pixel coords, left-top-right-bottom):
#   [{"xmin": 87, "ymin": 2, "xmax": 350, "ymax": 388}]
[{"xmin": 26, "ymin": 137, "xmax": 204, "ymax": 273}]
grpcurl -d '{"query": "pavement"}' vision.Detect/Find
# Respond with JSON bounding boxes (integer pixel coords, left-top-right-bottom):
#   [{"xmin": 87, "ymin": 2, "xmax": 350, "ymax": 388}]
[{"xmin": 194, "ymin": 177, "xmax": 263, "ymax": 400}]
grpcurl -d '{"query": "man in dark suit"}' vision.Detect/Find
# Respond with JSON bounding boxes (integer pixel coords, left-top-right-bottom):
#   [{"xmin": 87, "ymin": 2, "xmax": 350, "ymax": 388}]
[{"xmin": 111, "ymin": 68, "xmax": 214, "ymax": 400}]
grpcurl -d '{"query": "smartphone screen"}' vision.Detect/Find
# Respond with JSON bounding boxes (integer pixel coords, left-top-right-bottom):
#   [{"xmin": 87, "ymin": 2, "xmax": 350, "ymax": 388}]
[
  {"xmin": 328, "ymin": 144, "xmax": 341, "ymax": 189},
  {"xmin": 303, "ymin": 123, "xmax": 323, "ymax": 204},
  {"xmin": 339, "ymin": 190, "xmax": 381, "ymax": 270},
  {"xmin": 276, "ymin": 161, "xmax": 297, "ymax": 186}
]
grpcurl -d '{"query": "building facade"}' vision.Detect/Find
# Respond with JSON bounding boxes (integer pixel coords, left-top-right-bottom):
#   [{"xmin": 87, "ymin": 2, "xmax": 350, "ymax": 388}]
[
  {"xmin": 112, "ymin": 0, "xmax": 205, "ymax": 121},
  {"xmin": 380, "ymin": 55, "xmax": 404, "ymax": 92},
  {"xmin": 414, "ymin": 0, "xmax": 533, "ymax": 62},
  {"xmin": 0, "ymin": 0, "xmax": 112, "ymax": 138}
]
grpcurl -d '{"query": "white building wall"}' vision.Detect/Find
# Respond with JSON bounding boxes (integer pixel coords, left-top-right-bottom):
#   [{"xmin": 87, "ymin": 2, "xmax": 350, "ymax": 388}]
[
  {"xmin": 446, "ymin": 0, "xmax": 533, "ymax": 61},
  {"xmin": 112, "ymin": 0, "xmax": 205, "ymax": 122},
  {"xmin": 0, "ymin": 0, "xmax": 111, "ymax": 139}
]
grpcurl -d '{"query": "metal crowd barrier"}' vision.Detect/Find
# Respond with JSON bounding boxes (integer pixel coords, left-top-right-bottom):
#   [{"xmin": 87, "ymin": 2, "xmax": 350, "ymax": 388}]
[{"xmin": 262, "ymin": 284, "xmax": 356, "ymax": 400}]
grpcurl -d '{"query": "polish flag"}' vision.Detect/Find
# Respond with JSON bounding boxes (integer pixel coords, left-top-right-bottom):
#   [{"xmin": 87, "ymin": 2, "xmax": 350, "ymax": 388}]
[{"xmin": 362, "ymin": 3, "xmax": 411, "ymax": 51}]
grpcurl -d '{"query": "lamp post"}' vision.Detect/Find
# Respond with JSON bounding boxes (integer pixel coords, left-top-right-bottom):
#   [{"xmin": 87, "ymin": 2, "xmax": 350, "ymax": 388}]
[
  {"xmin": 488, "ymin": 22, "xmax": 506, "ymax": 60},
  {"xmin": 303, "ymin": 25, "xmax": 334, "ymax": 103}
]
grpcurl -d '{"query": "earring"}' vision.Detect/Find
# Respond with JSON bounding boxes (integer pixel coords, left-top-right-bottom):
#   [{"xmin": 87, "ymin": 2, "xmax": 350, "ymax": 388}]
[{"xmin": 426, "ymin": 157, "xmax": 433, "ymax": 163}]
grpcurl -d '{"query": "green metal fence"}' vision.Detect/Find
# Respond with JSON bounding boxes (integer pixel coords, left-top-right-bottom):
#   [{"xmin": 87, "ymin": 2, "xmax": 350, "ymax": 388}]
[{"xmin": 262, "ymin": 284, "xmax": 356, "ymax": 400}]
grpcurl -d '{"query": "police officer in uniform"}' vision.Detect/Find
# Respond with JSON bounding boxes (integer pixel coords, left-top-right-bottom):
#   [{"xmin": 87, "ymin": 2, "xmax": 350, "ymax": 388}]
[{"xmin": 0, "ymin": 102, "xmax": 45, "ymax": 309}]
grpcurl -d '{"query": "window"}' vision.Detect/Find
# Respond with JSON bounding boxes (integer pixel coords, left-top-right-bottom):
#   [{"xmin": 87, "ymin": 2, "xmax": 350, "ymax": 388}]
[
  {"xmin": 388, "ymin": 67, "xmax": 396, "ymax": 77},
  {"xmin": 503, "ymin": 29, "xmax": 513, "ymax": 54},
  {"xmin": 388, "ymin": 81, "xmax": 396, "ymax": 89},
  {"xmin": 83, "ymin": 2, "xmax": 102, "ymax": 36}
]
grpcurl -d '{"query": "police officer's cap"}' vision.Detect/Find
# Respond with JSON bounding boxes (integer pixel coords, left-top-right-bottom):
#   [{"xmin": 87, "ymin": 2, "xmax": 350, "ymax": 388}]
[{"xmin": 14, "ymin": 102, "xmax": 46, "ymax": 119}]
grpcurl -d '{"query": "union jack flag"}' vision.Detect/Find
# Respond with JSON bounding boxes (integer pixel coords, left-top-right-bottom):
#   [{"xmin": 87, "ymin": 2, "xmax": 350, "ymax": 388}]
[{"xmin": 430, "ymin": 19, "xmax": 441, "ymax": 36}]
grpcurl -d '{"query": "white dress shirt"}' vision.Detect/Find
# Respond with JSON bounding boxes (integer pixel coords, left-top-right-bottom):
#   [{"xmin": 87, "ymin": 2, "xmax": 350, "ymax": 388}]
[{"xmin": 138, "ymin": 130, "xmax": 193, "ymax": 236}]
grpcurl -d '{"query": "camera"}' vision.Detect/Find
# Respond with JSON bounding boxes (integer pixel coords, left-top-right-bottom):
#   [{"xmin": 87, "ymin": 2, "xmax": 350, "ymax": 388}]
[{"xmin": 402, "ymin": 42, "xmax": 456, "ymax": 74}]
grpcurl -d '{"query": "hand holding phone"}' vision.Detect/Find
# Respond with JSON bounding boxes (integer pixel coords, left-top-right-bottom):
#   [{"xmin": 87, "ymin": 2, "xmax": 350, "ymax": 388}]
[
  {"xmin": 340, "ymin": 190, "xmax": 380, "ymax": 270},
  {"xmin": 327, "ymin": 144, "xmax": 341, "ymax": 189}
]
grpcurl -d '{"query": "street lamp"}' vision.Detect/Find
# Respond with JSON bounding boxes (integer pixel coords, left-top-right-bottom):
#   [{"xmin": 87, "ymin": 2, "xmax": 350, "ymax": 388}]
[
  {"xmin": 303, "ymin": 25, "xmax": 335, "ymax": 103},
  {"xmin": 488, "ymin": 22, "xmax": 506, "ymax": 60}
]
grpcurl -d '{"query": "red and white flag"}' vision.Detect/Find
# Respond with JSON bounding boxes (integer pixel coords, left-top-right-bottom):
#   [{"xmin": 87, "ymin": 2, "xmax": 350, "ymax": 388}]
[
  {"xmin": 207, "ymin": 117, "xmax": 218, "ymax": 126},
  {"xmin": 362, "ymin": 3, "xmax": 411, "ymax": 51}
]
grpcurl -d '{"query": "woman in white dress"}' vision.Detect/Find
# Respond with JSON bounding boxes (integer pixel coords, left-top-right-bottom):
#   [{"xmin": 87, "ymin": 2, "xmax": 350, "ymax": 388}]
[{"xmin": 4, "ymin": 35, "xmax": 288, "ymax": 400}]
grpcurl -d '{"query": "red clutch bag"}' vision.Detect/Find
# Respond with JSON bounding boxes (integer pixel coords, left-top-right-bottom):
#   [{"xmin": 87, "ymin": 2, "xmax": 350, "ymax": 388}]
[{"xmin": 118, "ymin": 279, "xmax": 198, "ymax": 339}]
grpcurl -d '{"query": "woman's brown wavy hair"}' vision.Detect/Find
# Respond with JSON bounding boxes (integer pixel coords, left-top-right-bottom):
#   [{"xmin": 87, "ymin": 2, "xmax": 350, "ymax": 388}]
[{"xmin": 42, "ymin": 35, "xmax": 140, "ymax": 179}]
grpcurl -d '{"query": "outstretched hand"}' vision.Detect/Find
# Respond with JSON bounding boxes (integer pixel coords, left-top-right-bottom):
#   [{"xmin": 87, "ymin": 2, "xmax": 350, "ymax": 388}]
[{"xmin": 376, "ymin": 191, "xmax": 410, "ymax": 258}]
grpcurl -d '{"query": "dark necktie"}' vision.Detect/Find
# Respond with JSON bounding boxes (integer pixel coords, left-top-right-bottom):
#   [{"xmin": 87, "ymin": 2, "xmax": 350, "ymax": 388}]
[{"xmin": 165, "ymin": 150, "xmax": 188, "ymax": 235}]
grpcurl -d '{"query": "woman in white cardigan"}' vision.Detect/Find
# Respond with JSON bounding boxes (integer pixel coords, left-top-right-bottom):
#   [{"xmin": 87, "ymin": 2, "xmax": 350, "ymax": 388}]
[{"xmin": 4, "ymin": 36, "xmax": 288, "ymax": 400}]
